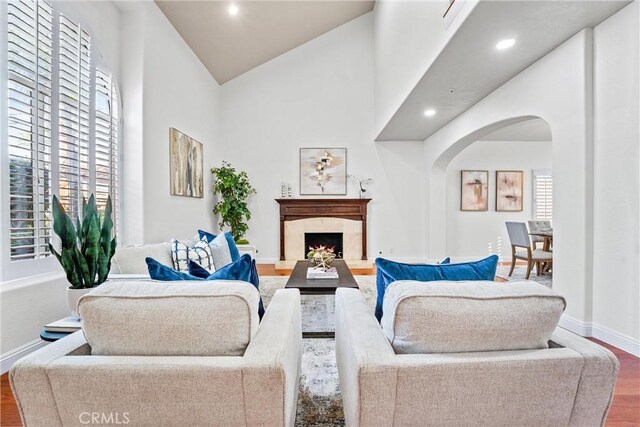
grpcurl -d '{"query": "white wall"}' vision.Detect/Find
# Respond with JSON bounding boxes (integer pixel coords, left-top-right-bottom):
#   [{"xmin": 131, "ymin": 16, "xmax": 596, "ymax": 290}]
[
  {"xmin": 423, "ymin": 29, "xmax": 595, "ymax": 343},
  {"xmin": 592, "ymin": 2, "xmax": 640, "ymax": 353},
  {"xmin": 373, "ymin": 0, "xmax": 476, "ymax": 136},
  {"xmin": 446, "ymin": 140, "xmax": 552, "ymax": 260},
  {"xmin": 422, "ymin": 4, "xmax": 640, "ymax": 356},
  {"xmin": 119, "ymin": 0, "xmax": 221, "ymax": 244},
  {"xmin": 1, "ymin": 0, "xmax": 222, "ymax": 366},
  {"xmin": 220, "ymin": 13, "xmax": 426, "ymax": 263}
]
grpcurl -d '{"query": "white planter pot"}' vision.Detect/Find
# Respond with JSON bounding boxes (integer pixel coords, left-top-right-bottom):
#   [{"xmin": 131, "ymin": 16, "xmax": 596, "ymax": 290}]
[{"xmin": 66, "ymin": 287, "xmax": 94, "ymax": 318}]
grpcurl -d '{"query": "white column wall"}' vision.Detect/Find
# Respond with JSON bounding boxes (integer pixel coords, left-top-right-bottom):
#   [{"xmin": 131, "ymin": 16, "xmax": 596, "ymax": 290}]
[{"xmin": 424, "ymin": 30, "xmax": 594, "ymax": 332}]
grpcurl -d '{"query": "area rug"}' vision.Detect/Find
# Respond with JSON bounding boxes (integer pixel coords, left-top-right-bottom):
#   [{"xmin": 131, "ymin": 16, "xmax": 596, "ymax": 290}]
[
  {"xmin": 259, "ymin": 276, "xmax": 376, "ymax": 426},
  {"xmin": 496, "ymin": 265, "xmax": 553, "ymax": 287},
  {"xmin": 260, "ymin": 270, "xmax": 553, "ymax": 426}
]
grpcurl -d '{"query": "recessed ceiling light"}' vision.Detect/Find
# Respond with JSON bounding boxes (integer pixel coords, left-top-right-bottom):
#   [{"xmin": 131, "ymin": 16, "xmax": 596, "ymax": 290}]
[
  {"xmin": 496, "ymin": 38, "xmax": 516, "ymax": 50},
  {"xmin": 228, "ymin": 4, "xmax": 239, "ymax": 16},
  {"xmin": 423, "ymin": 109, "xmax": 436, "ymax": 117}
]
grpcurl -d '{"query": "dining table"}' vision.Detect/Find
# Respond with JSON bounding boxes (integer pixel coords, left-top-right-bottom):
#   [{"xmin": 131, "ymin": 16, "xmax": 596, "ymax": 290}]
[{"xmin": 530, "ymin": 229, "xmax": 553, "ymax": 251}]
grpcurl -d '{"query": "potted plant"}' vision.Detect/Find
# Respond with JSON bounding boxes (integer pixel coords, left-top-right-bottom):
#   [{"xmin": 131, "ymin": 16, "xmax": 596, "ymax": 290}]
[
  {"xmin": 49, "ymin": 194, "xmax": 116, "ymax": 317},
  {"xmin": 211, "ymin": 161, "xmax": 257, "ymax": 244}
]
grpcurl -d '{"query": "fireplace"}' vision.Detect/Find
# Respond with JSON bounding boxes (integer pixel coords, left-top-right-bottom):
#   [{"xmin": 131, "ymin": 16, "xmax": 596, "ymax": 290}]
[
  {"xmin": 304, "ymin": 232, "xmax": 344, "ymax": 259},
  {"xmin": 275, "ymin": 198, "xmax": 371, "ymax": 261}
]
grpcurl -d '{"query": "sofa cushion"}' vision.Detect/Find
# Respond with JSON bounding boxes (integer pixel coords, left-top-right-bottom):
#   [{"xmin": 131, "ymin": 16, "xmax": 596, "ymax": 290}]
[
  {"xmin": 110, "ymin": 242, "xmax": 173, "ymax": 275},
  {"xmin": 199, "ymin": 230, "xmax": 240, "ymax": 262},
  {"xmin": 78, "ymin": 280, "xmax": 260, "ymax": 356},
  {"xmin": 171, "ymin": 238, "xmax": 214, "ymax": 271},
  {"xmin": 374, "ymin": 255, "xmax": 498, "ymax": 320},
  {"xmin": 381, "ymin": 280, "xmax": 566, "ymax": 354}
]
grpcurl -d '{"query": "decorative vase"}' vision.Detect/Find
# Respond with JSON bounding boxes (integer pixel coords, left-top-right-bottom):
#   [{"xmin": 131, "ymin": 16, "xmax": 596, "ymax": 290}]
[{"xmin": 66, "ymin": 287, "xmax": 95, "ymax": 318}]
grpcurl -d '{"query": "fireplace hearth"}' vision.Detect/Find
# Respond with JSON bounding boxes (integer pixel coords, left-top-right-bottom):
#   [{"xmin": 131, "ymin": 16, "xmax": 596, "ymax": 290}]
[{"xmin": 304, "ymin": 232, "xmax": 344, "ymax": 259}]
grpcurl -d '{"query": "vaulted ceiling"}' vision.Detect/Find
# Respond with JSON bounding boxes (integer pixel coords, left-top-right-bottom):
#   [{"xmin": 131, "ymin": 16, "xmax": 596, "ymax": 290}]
[{"xmin": 155, "ymin": 0, "xmax": 374, "ymax": 84}]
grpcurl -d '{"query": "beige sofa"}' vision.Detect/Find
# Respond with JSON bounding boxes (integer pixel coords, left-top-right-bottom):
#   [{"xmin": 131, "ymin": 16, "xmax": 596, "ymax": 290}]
[
  {"xmin": 336, "ymin": 282, "xmax": 619, "ymax": 427},
  {"xmin": 11, "ymin": 282, "xmax": 302, "ymax": 427},
  {"xmin": 109, "ymin": 241, "xmax": 255, "ymax": 275}
]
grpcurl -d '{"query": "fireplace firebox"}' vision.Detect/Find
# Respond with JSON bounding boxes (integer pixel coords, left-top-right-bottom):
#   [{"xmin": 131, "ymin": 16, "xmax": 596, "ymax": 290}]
[{"xmin": 304, "ymin": 232, "xmax": 344, "ymax": 259}]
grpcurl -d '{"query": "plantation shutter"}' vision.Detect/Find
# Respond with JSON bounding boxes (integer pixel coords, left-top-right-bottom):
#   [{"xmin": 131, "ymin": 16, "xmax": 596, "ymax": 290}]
[
  {"xmin": 4, "ymin": 0, "xmax": 120, "ymax": 265},
  {"xmin": 57, "ymin": 13, "xmax": 91, "ymax": 220},
  {"xmin": 94, "ymin": 69, "xmax": 120, "ymax": 235},
  {"xmin": 7, "ymin": 0, "xmax": 53, "ymax": 260},
  {"xmin": 533, "ymin": 171, "xmax": 553, "ymax": 221}
]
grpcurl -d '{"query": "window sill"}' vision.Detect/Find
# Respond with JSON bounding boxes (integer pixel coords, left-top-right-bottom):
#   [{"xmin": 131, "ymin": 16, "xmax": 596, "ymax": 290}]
[{"xmin": 0, "ymin": 271, "xmax": 66, "ymax": 292}]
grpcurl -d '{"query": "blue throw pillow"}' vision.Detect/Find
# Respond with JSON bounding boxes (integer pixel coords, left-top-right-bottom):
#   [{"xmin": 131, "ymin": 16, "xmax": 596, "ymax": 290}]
[
  {"xmin": 374, "ymin": 255, "xmax": 498, "ymax": 321},
  {"xmin": 146, "ymin": 257, "xmax": 203, "ymax": 281},
  {"xmin": 188, "ymin": 260, "xmax": 211, "ymax": 279},
  {"xmin": 206, "ymin": 254, "xmax": 265, "ymax": 319},
  {"xmin": 439, "ymin": 257, "xmax": 451, "ymax": 264},
  {"xmin": 198, "ymin": 230, "xmax": 240, "ymax": 261}
]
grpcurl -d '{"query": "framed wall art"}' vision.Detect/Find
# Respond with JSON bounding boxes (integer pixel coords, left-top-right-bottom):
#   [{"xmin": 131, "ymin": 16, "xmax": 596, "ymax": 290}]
[
  {"xmin": 170, "ymin": 128, "xmax": 204, "ymax": 198},
  {"xmin": 460, "ymin": 170, "xmax": 489, "ymax": 211},
  {"xmin": 496, "ymin": 170, "xmax": 524, "ymax": 211},
  {"xmin": 299, "ymin": 148, "xmax": 347, "ymax": 195}
]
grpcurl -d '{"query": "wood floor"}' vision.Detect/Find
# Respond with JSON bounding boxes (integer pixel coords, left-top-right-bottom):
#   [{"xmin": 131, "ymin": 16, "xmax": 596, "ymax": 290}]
[{"xmin": 1, "ymin": 264, "xmax": 638, "ymax": 426}]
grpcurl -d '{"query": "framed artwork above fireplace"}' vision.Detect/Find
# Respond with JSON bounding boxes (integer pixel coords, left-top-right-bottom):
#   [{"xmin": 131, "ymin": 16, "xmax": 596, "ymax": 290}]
[{"xmin": 299, "ymin": 148, "xmax": 347, "ymax": 195}]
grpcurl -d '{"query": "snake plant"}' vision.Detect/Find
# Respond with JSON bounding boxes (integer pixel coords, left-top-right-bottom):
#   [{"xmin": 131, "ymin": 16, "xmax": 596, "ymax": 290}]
[{"xmin": 49, "ymin": 194, "xmax": 117, "ymax": 289}]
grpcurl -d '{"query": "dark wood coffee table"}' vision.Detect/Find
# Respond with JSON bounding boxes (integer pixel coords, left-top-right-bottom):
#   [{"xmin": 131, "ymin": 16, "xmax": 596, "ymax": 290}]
[{"xmin": 285, "ymin": 260, "xmax": 358, "ymax": 338}]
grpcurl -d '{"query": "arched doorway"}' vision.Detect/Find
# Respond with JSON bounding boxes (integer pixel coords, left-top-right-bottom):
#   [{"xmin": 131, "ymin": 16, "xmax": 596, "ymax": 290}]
[{"xmin": 436, "ymin": 117, "xmax": 553, "ymax": 282}]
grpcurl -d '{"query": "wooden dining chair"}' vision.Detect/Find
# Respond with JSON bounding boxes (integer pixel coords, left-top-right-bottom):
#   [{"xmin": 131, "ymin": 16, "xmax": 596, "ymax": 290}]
[{"xmin": 505, "ymin": 222, "xmax": 553, "ymax": 279}]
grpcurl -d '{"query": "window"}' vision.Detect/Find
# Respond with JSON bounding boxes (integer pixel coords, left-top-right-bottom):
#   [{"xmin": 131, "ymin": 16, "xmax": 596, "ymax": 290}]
[
  {"xmin": 533, "ymin": 170, "xmax": 552, "ymax": 221},
  {"xmin": 4, "ymin": 0, "xmax": 120, "ymax": 267}
]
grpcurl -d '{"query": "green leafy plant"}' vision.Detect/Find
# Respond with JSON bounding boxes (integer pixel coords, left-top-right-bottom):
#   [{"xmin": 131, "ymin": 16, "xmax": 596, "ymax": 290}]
[
  {"xmin": 211, "ymin": 161, "xmax": 256, "ymax": 242},
  {"xmin": 49, "ymin": 194, "xmax": 117, "ymax": 289}
]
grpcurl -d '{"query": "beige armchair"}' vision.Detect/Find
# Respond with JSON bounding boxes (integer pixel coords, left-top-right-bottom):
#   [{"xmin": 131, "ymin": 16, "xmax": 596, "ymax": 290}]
[
  {"xmin": 336, "ymin": 284, "xmax": 619, "ymax": 427},
  {"xmin": 11, "ymin": 282, "xmax": 302, "ymax": 427}
]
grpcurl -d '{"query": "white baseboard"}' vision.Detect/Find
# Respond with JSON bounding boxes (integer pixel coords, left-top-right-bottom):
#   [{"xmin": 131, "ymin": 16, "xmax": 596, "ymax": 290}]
[
  {"xmin": 558, "ymin": 314, "xmax": 593, "ymax": 336},
  {"xmin": 592, "ymin": 323, "xmax": 640, "ymax": 357},
  {"xmin": 1, "ymin": 339, "xmax": 48, "ymax": 374},
  {"xmin": 559, "ymin": 314, "xmax": 640, "ymax": 357}
]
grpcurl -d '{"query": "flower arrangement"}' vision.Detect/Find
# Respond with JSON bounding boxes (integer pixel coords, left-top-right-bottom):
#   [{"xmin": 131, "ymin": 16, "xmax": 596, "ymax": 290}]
[
  {"xmin": 306, "ymin": 245, "xmax": 336, "ymax": 270},
  {"xmin": 347, "ymin": 174, "xmax": 373, "ymax": 198}
]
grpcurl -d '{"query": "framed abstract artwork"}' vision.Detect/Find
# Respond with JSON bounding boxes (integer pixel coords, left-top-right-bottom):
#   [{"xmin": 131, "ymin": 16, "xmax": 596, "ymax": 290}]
[
  {"xmin": 460, "ymin": 170, "xmax": 489, "ymax": 211},
  {"xmin": 496, "ymin": 170, "xmax": 524, "ymax": 211},
  {"xmin": 170, "ymin": 128, "xmax": 204, "ymax": 198},
  {"xmin": 299, "ymin": 148, "xmax": 347, "ymax": 195}
]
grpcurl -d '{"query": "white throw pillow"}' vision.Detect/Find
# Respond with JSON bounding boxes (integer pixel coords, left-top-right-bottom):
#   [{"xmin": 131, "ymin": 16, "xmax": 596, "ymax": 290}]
[
  {"xmin": 171, "ymin": 238, "xmax": 214, "ymax": 271},
  {"xmin": 208, "ymin": 232, "xmax": 233, "ymax": 271}
]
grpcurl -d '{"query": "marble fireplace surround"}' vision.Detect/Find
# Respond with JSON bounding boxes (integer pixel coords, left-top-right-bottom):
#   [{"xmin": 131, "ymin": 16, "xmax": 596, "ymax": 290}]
[
  {"xmin": 287, "ymin": 218, "xmax": 360, "ymax": 260},
  {"xmin": 275, "ymin": 198, "xmax": 372, "ymax": 269}
]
